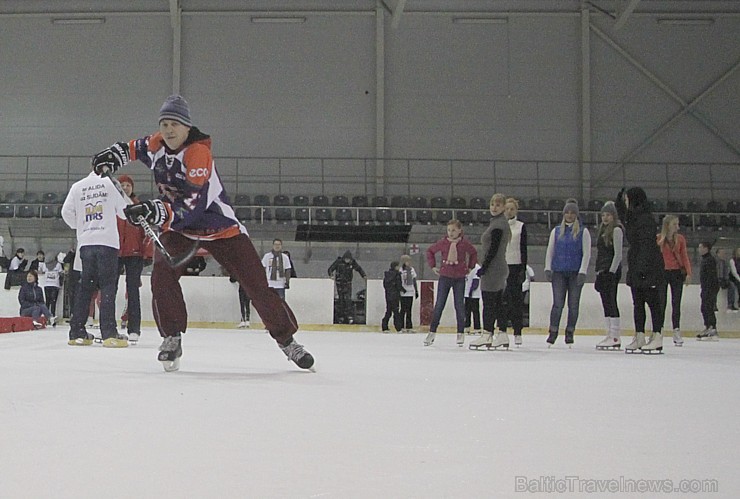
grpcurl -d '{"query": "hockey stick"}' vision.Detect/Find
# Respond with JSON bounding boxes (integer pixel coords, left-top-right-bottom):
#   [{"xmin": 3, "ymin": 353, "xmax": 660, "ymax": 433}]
[{"xmin": 106, "ymin": 173, "xmax": 199, "ymax": 267}]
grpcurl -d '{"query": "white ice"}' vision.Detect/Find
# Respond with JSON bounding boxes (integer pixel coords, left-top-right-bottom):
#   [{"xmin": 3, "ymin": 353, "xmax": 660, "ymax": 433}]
[{"xmin": 1, "ymin": 328, "xmax": 738, "ymax": 499}]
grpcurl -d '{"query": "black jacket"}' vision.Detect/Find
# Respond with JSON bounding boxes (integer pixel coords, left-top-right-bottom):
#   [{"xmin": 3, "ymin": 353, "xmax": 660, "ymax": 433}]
[
  {"xmin": 18, "ymin": 281, "xmax": 44, "ymax": 312},
  {"xmin": 383, "ymin": 269, "xmax": 403, "ymax": 300},
  {"xmin": 700, "ymin": 253, "xmax": 719, "ymax": 292},
  {"xmin": 328, "ymin": 251, "xmax": 366, "ymax": 284},
  {"xmin": 616, "ymin": 187, "xmax": 663, "ymax": 289}
]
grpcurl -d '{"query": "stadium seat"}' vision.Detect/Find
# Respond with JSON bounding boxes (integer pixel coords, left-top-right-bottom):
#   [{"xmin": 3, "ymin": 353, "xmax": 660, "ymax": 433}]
[
  {"xmin": 235, "ymin": 207, "xmax": 251, "ymax": 222},
  {"xmin": 390, "ymin": 196, "xmax": 408, "ymax": 208},
  {"xmin": 720, "ymin": 215, "xmax": 737, "ymax": 228},
  {"xmin": 312, "ymin": 195, "xmax": 330, "ymax": 206},
  {"xmin": 16, "ymin": 204, "xmax": 38, "ymax": 218},
  {"xmin": 667, "ymin": 200, "xmax": 683, "ymax": 212},
  {"xmin": 450, "ymin": 196, "xmax": 466, "ymax": 209},
  {"xmin": 476, "ymin": 210, "xmax": 491, "ymax": 225},
  {"xmin": 686, "ymin": 200, "xmax": 703, "ymax": 212},
  {"xmin": 698, "ymin": 215, "xmax": 718, "ymax": 229},
  {"xmin": 396, "ymin": 209, "xmax": 412, "ymax": 224},
  {"xmin": 706, "ymin": 200, "xmax": 724, "ymax": 213},
  {"xmin": 457, "ymin": 210, "xmax": 474, "ymax": 225},
  {"xmin": 293, "ymin": 195, "xmax": 309, "ymax": 206},
  {"xmin": 371, "ymin": 196, "xmax": 389, "ymax": 207},
  {"xmin": 469, "ymin": 197, "xmax": 487, "ymax": 209},
  {"xmin": 335, "ymin": 208, "xmax": 354, "ymax": 225},
  {"xmin": 315, "ymin": 208, "xmax": 333, "ymax": 224},
  {"xmin": 254, "ymin": 207, "xmax": 272, "ymax": 222},
  {"xmin": 254, "ymin": 195, "xmax": 271, "ymax": 206},
  {"xmin": 0, "ymin": 204, "xmax": 14, "ymax": 217},
  {"xmin": 528, "ymin": 198, "xmax": 545, "ymax": 211},
  {"xmin": 376, "ymin": 208, "xmax": 393, "ymax": 225},
  {"xmin": 435, "ymin": 209, "xmax": 453, "ymax": 224},
  {"xmin": 21, "ymin": 192, "xmax": 38, "ymax": 204},
  {"xmin": 234, "ymin": 194, "xmax": 250, "ymax": 206},
  {"xmin": 518, "ymin": 212, "xmax": 537, "ymax": 224},
  {"xmin": 351, "ymin": 195, "xmax": 368, "ymax": 207},
  {"xmin": 358, "ymin": 209, "xmax": 374, "ymax": 225},
  {"xmin": 409, "ymin": 196, "xmax": 428, "ymax": 208},
  {"xmin": 42, "ymin": 192, "xmax": 59, "ymax": 204},
  {"xmin": 727, "ymin": 200, "xmax": 739, "ymax": 213},
  {"xmin": 274, "ymin": 207, "xmax": 292, "ymax": 223},
  {"xmin": 548, "ymin": 199, "xmax": 565, "ymax": 211},
  {"xmin": 430, "ymin": 196, "xmax": 447, "ymax": 209},
  {"xmin": 332, "ymin": 195, "xmax": 349, "ymax": 207},
  {"xmin": 40, "ymin": 205, "xmax": 58, "ymax": 218},
  {"xmin": 294, "ymin": 207, "xmax": 310, "ymax": 223},
  {"xmin": 587, "ymin": 200, "xmax": 602, "ymax": 212},
  {"xmin": 3, "ymin": 192, "xmax": 22, "ymax": 203},
  {"xmin": 273, "ymin": 194, "xmax": 290, "ymax": 207},
  {"xmin": 650, "ymin": 199, "xmax": 665, "ymax": 213},
  {"xmin": 415, "ymin": 210, "xmax": 433, "ymax": 225}
]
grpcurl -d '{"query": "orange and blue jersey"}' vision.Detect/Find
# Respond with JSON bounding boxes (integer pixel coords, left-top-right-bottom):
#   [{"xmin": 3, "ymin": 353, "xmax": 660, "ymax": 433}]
[{"xmin": 126, "ymin": 127, "xmax": 245, "ymax": 241}]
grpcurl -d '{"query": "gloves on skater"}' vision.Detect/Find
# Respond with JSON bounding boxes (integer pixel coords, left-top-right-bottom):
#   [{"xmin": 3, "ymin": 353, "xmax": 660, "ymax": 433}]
[
  {"xmin": 124, "ymin": 199, "xmax": 170, "ymax": 227},
  {"xmin": 544, "ymin": 270, "xmax": 553, "ymax": 282},
  {"xmin": 476, "ymin": 266, "xmax": 486, "ymax": 277},
  {"xmin": 92, "ymin": 142, "xmax": 130, "ymax": 175},
  {"xmin": 577, "ymin": 273, "xmax": 587, "ymax": 286}
]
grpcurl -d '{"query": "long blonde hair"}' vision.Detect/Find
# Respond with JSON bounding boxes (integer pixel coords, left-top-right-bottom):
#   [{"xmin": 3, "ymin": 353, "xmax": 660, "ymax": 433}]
[
  {"xmin": 658, "ymin": 214, "xmax": 678, "ymax": 247},
  {"xmin": 558, "ymin": 209, "xmax": 581, "ymax": 240}
]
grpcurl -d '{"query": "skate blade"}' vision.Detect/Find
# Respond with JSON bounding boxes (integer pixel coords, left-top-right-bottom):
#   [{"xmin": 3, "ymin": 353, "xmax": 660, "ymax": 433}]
[
  {"xmin": 161, "ymin": 358, "xmax": 180, "ymax": 372},
  {"xmin": 468, "ymin": 345, "xmax": 491, "ymax": 350},
  {"xmin": 642, "ymin": 349, "xmax": 663, "ymax": 354},
  {"xmin": 93, "ymin": 337, "xmax": 103, "ymax": 344},
  {"xmin": 490, "ymin": 344, "xmax": 509, "ymax": 350},
  {"xmin": 595, "ymin": 345, "xmax": 621, "ymax": 351},
  {"xmin": 624, "ymin": 348, "xmax": 643, "ymax": 354}
]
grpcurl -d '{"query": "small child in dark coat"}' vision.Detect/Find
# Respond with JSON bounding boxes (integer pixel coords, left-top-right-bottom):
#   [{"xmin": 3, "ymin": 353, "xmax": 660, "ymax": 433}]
[
  {"xmin": 382, "ymin": 261, "xmax": 404, "ymax": 333},
  {"xmin": 697, "ymin": 242, "xmax": 720, "ymax": 339}
]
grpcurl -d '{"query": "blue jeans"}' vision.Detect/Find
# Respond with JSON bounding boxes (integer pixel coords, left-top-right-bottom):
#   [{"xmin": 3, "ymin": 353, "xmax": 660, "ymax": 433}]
[
  {"xmin": 549, "ymin": 271, "xmax": 584, "ymax": 333},
  {"xmin": 430, "ymin": 276, "xmax": 466, "ymax": 333},
  {"xmin": 71, "ymin": 245, "xmax": 120, "ymax": 340}
]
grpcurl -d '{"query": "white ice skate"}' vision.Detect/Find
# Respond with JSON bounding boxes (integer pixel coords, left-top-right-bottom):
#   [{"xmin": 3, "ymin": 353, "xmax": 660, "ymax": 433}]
[
  {"xmin": 469, "ymin": 332, "xmax": 492, "ymax": 350},
  {"xmin": 128, "ymin": 332, "xmax": 140, "ymax": 345},
  {"xmin": 704, "ymin": 328, "xmax": 719, "ymax": 341},
  {"xmin": 596, "ymin": 318, "xmax": 621, "ymax": 350},
  {"xmin": 624, "ymin": 332, "xmax": 646, "ymax": 354},
  {"xmin": 642, "ymin": 332, "xmax": 663, "ymax": 354},
  {"xmin": 514, "ymin": 334, "xmax": 522, "ymax": 347},
  {"xmin": 490, "ymin": 331, "xmax": 510, "ymax": 350},
  {"xmin": 672, "ymin": 328, "xmax": 683, "ymax": 347},
  {"xmin": 456, "ymin": 333, "xmax": 465, "ymax": 347},
  {"xmin": 423, "ymin": 332, "xmax": 436, "ymax": 346}
]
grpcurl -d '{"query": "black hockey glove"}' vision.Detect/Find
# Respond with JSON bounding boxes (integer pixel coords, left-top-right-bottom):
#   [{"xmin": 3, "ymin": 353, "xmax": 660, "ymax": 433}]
[
  {"xmin": 92, "ymin": 142, "xmax": 130, "ymax": 175},
  {"xmin": 124, "ymin": 199, "xmax": 169, "ymax": 227}
]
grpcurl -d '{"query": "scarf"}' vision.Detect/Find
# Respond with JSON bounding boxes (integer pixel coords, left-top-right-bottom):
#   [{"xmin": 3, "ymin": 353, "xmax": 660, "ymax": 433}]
[
  {"xmin": 445, "ymin": 237, "xmax": 460, "ymax": 265},
  {"xmin": 270, "ymin": 251, "xmax": 285, "ymax": 280}
]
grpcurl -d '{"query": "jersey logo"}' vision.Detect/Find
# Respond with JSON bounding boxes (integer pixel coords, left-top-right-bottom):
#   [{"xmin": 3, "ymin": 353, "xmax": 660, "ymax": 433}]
[
  {"xmin": 188, "ymin": 168, "xmax": 209, "ymax": 178},
  {"xmin": 85, "ymin": 202, "xmax": 104, "ymax": 222}
]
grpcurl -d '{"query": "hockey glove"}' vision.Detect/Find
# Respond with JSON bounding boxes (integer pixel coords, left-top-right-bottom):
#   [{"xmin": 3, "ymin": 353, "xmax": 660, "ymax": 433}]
[
  {"xmin": 92, "ymin": 142, "xmax": 130, "ymax": 176},
  {"xmin": 124, "ymin": 199, "xmax": 169, "ymax": 227}
]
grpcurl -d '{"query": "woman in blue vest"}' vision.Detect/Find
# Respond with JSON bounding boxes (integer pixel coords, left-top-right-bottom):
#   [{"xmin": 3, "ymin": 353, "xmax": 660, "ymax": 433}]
[{"xmin": 544, "ymin": 201, "xmax": 591, "ymax": 347}]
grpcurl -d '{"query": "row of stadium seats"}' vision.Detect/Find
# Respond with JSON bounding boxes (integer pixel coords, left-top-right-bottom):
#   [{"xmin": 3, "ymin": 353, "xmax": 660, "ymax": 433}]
[{"xmin": 5, "ymin": 192, "xmax": 737, "ymax": 214}]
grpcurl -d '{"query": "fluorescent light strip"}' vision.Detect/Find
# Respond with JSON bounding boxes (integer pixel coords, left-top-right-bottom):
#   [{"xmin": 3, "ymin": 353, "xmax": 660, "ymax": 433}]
[
  {"xmin": 51, "ymin": 17, "xmax": 106, "ymax": 25},
  {"xmin": 656, "ymin": 18, "xmax": 714, "ymax": 26},
  {"xmin": 452, "ymin": 17, "xmax": 508, "ymax": 24},
  {"xmin": 251, "ymin": 16, "xmax": 306, "ymax": 24}
]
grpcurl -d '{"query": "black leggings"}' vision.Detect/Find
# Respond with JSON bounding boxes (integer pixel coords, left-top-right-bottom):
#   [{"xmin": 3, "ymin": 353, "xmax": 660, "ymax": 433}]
[
  {"xmin": 399, "ymin": 296, "xmax": 414, "ymax": 329},
  {"xmin": 596, "ymin": 271, "xmax": 620, "ymax": 317},
  {"xmin": 659, "ymin": 269, "xmax": 685, "ymax": 330},
  {"xmin": 502, "ymin": 264, "xmax": 525, "ymax": 334},
  {"xmin": 631, "ymin": 286, "xmax": 663, "ymax": 333},
  {"xmin": 481, "ymin": 290, "xmax": 505, "ymax": 333}
]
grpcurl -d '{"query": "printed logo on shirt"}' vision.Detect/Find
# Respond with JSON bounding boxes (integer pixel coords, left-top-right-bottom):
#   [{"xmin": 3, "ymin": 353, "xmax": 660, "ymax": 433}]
[
  {"xmin": 85, "ymin": 202, "xmax": 104, "ymax": 222},
  {"xmin": 188, "ymin": 168, "xmax": 209, "ymax": 178}
]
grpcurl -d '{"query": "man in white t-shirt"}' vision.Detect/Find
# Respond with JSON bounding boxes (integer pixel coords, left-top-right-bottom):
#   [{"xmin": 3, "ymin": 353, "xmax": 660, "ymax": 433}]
[
  {"xmin": 261, "ymin": 238, "xmax": 292, "ymax": 300},
  {"xmin": 61, "ymin": 166, "xmax": 127, "ymax": 347}
]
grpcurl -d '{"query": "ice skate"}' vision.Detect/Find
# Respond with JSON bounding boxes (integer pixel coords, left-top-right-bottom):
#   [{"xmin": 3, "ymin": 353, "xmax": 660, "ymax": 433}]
[
  {"xmin": 490, "ymin": 331, "xmax": 510, "ymax": 350},
  {"xmin": 624, "ymin": 332, "xmax": 646, "ymax": 354},
  {"xmin": 280, "ymin": 339, "xmax": 315, "ymax": 371},
  {"xmin": 642, "ymin": 332, "xmax": 663, "ymax": 354},
  {"xmin": 237, "ymin": 320, "xmax": 250, "ymax": 329},
  {"xmin": 546, "ymin": 330, "xmax": 558, "ymax": 348},
  {"xmin": 50, "ymin": 316, "xmax": 57, "ymax": 327},
  {"xmin": 469, "ymin": 332, "xmax": 492, "ymax": 350},
  {"xmin": 596, "ymin": 318, "xmax": 621, "ymax": 350},
  {"xmin": 32, "ymin": 320, "xmax": 44, "ymax": 329},
  {"xmin": 696, "ymin": 328, "xmax": 710, "ymax": 340},
  {"xmin": 672, "ymin": 328, "xmax": 683, "ymax": 347},
  {"xmin": 102, "ymin": 334, "xmax": 129, "ymax": 348},
  {"xmin": 120, "ymin": 320, "xmax": 127, "ymax": 329},
  {"xmin": 423, "ymin": 332, "xmax": 436, "ymax": 346},
  {"xmin": 158, "ymin": 335, "xmax": 182, "ymax": 372},
  {"xmin": 704, "ymin": 328, "xmax": 719, "ymax": 341},
  {"xmin": 514, "ymin": 334, "xmax": 522, "ymax": 347},
  {"xmin": 456, "ymin": 333, "xmax": 465, "ymax": 347},
  {"xmin": 128, "ymin": 332, "xmax": 140, "ymax": 345},
  {"xmin": 67, "ymin": 332, "xmax": 95, "ymax": 346},
  {"xmin": 564, "ymin": 330, "xmax": 574, "ymax": 349}
]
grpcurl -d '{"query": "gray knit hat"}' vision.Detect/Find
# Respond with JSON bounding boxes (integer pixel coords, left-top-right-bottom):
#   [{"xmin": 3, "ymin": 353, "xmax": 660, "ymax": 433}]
[
  {"xmin": 159, "ymin": 95, "xmax": 192, "ymax": 127},
  {"xmin": 601, "ymin": 200, "xmax": 618, "ymax": 217},
  {"xmin": 563, "ymin": 201, "xmax": 579, "ymax": 216}
]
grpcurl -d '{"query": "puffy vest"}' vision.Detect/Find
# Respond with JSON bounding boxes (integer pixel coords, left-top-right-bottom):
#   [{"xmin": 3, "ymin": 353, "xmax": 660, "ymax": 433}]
[{"xmin": 552, "ymin": 224, "xmax": 583, "ymax": 273}]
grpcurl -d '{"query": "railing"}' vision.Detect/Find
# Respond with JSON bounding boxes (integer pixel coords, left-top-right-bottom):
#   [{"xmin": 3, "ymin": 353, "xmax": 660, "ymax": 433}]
[{"xmin": 0, "ymin": 155, "xmax": 738, "ymax": 205}]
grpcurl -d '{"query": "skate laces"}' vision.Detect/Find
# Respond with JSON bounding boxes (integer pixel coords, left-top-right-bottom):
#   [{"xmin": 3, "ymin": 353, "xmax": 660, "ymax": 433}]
[
  {"xmin": 159, "ymin": 336, "xmax": 181, "ymax": 352},
  {"xmin": 281, "ymin": 341, "xmax": 307, "ymax": 361}
]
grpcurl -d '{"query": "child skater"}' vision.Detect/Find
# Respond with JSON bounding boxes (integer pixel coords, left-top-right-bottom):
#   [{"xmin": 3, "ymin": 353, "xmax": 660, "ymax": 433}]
[
  {"xmin": 464, "ymin": 263, "xmax": 482, "ymax": 336},
  {"xmin": 399, "ymin": 254, "xmax": 418, "ymax": 333},
  {"xmin": 696, "ymin": 242, "xmax": 720, "ymax": 340},
  {"xmin": 594, "ymin": 201, "xmax": 624, "ymax": 350},
  {"xmin": 381, "ymin": 261, "xmax": 404, "ymax": 333},
  {"xmin": 424, "ymin": 219, "xmax": 478, "ymax": 346}
]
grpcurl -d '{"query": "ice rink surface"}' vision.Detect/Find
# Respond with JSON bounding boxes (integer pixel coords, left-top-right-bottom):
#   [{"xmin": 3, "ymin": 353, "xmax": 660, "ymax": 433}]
[{"xmin": 1, "ymin": 328, "xmax": 738, "ymax": 499}]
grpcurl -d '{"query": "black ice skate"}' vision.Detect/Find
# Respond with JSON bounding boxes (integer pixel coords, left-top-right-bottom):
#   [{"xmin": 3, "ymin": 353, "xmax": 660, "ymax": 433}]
[
  {"xmin": 546, "ymin": 330, "xmax": 558, "ymax": 348},
  {"xmin": 158, "ymin": 334, "xmax": 182, "ymax": 372},
  {"xmin": 280, "ymin": 339, "xmax": 315, "ymax": 371},
  {"xmin": 565, "ymin": 330, "xmax": 574, "ymax": 349}
]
